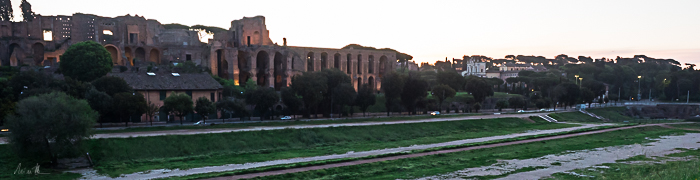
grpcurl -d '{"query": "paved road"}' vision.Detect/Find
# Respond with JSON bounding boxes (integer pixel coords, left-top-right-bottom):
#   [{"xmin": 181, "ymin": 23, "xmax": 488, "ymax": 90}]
[
  {"xmin": 205, "ymin": 123, "xmax": 676, "ymax": 180},
  {"xmin": 70, "ymin": 122, "xmax": 615, "ymax": 180}
]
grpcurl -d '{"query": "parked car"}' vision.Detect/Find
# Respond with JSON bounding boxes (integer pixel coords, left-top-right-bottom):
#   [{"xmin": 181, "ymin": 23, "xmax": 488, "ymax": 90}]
[
  {"xmin": 517, "ymin": 110, "xmax": 525, "ymax": 113},
  {"xmin": 539, "ymin": 109, "xmax": 547, "ymax": 112},
  {"xmin": 281, "ymin": 116, "xmax": 292, "ymax": 120},
  {"xmin": 431, "ymin": 111, "xmax": 440, "ymax": 116},
  {"xmin": 194, "ymin": 120, "xmax": 206, "ymax": 125}
]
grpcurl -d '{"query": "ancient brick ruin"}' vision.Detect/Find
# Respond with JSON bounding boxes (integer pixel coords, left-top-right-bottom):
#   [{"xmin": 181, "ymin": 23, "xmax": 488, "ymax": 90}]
[{"xmin": 0, "ymin": 14, "xmax": 395, "ymax": 91}]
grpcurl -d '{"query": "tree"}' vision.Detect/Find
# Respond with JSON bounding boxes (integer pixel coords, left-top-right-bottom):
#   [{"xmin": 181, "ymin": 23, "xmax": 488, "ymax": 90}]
[
  {"xmin": 145, "ymin": 102, "xmax": 160, "ymax": 126},
  {"xmin": 331, "ymin": 83, "xmax": 356, "ymax": 117},
  {"xmin": 401, "ymin": 73, "xmax": 429, "ymax": 114},
  {"xmin": 216, "ymin": 97, "xmax": 249, "ymax": 121},
  {"xmin": 465, "ymin": 76, "xmax": 494, "ymax": 103},
  {"xmin": 473, "ymin": 103, "xmax": 482, "ymax": 113},
  {"xmin": 280, "ymin": 87, "xmax": 303, "ymax": 118},
  {"xmin": 245, "ymin": 87, "xmax": 279, "ymax": 120},
  {"xmin": 59, "ymin": 41, "xmax": 113, "ymax": 82},
  {"xmin": 113, "ymin": 92, "xmax": 147, "ymax": 127},
  {"xmin": 554, "ymin": 82, "xmax": 581, "ymax": 109},
  {"xmin": 436, "ymin": 70, "xmax": 466, "ymax": 91},
  {"xmin": 61, "ymin": 77, "xmax": 93, "ymax": 99},
  {"xmin": 19, "ymin": 0, "xmax": 33, "ymax": 22},
  {"xmin": 355, "ymin": 84, "xmax": 376, "ymax": 116},
  {"xmin": 290, "ymin": 72, "xmax": 327, "ymax": 118},
  {"xmin": 162, "ymin": 92, "xmax": 193, "ymax": 125},
  {"xmin": 508, "ymin": 96, "xmax": 525, "ymax": 111},
  {"xmin": 85, "ymin": 88, "xmax": 112, "ymax": 127},
  {"xmin": 194, "ymin": 97, "xmax": 216, "ymax": 124},
  {"xmin": 382, "ymin": 72, "xmax": 405, "ymax": 116},
  {"xmin": 92, "ymin": 76, "xmax": 133, "ymax": 96},
  {"xmin": 432, "ymin": 84, "xmax": 456, "ymax": 112},
  {"xmin": 581, "ymin": 88, "xmax": 595, "ymax": 108},
  {"xmin": 0, "ymin": 0, "xmax": 13, "ymax": 21},
  {"xmin": 6, "ymin": 92, "xmax": 96, "ymax": 164},
  {"xmin": 495, "ymin": 100, "xmax": 509, "ymax": 112}
]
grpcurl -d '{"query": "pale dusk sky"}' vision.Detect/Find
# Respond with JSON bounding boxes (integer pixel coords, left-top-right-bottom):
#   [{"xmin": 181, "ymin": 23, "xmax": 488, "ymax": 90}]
[{"xmin": 17, "ymin": 0, "xmax": 700, "ymax": 65}]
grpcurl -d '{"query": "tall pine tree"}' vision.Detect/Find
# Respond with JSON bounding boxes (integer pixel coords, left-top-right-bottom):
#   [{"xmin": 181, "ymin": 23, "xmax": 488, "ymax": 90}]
[
  {"xmin": 20, "ymin": 0, "xmax": 34, "ymax": 22},
  {"xmin": 0, "ymin": 0, "xmax": 13, "ymax": 21}
]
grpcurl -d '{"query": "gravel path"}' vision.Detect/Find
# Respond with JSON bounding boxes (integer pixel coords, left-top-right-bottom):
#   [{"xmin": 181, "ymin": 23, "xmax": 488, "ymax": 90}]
[{"xmin": 69, "ymin": 122, "xmax": 614, "ymax": 180}]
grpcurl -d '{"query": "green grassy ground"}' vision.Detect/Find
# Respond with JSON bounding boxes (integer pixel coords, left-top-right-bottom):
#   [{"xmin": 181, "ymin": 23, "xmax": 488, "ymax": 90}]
[
  {"xmin": 529, "ymin": 116, "xmax": 550, "ymax": 123},
  {"xmin": 96, "ymin": 112, "xmax": 487, "ymax": 134},
  {"xmin": 0, "ymin": 145, "xmax": 81, "ymax": 180},
  {"xmin": 549, "ymin": 111, "xmax": 602, "ymax": 122},
  {"xmin": 548, "ymin": 148, "xmax": 700, "ymax": 180},
  {"xmin": 248, "ymin": 126, "xmax": 689, "ymax": 180},
  {"xmin": 85, "ymin": 117, "xmax": 577, "ymax": 177},
  {"xmin": 669, "ymin": 123, "xmax": 700, "ymax": 129},
  {"xmin": 586, "ymin": 107, "xmax": 634, "ymax": 121}
]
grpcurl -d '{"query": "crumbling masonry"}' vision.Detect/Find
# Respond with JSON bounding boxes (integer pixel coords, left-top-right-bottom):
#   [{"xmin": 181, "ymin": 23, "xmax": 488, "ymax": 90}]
[{"xmin": 0, "ymin": 14, "xmax": 395, "ymax": 91}]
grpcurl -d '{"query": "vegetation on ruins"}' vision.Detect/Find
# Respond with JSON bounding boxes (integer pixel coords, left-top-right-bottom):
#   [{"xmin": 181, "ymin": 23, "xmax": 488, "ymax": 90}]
[
  {"xmin": 20, "ymin": 0, "xmax": 34, "ymax": 22},
  {"xmin": 59, "ymin": 41, "xmax": 113, "ymax": 82},
  {"xmin": 0, "ymin": 0, "xmax": 13, "ymax": 21},
  {"xmin": 5, "ymin": 92, "xmax": 96, "ymax": 165}
]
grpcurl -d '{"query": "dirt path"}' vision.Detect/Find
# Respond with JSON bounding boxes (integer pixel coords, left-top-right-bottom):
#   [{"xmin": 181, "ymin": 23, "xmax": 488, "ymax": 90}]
[
  {"xmin": 0, "ymin": 113, "xmax": 553, "ymax": 145},
  {"xmin": 202, "ymin": 124, "xmax": 670, "ymax": 180}
]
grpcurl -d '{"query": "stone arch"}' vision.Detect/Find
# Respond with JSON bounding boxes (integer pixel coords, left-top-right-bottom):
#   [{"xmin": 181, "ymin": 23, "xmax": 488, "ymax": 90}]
[
  {"xmin": 238, "ymin": 50, "xmax": 250, "ymax": 84},
  {"xmin": 357, "ymin": 77, "xmax": 362, "ymax": 89},
  {"xmin": 149, "ymin": 48, "xmax": 160, "ymax": 64},
  {"xmin": 104, "ymin": 45, "xmax": 120, "ymax": 65},
  {"xmin": 274, "ymin": 52, "xmax": 286, "ymax": 91},
  {"xmin": 321, "ymin": 52, "xmax": 328, "ymax": 70},
  {"xmin": 379, "ymin": 55, "xmax": 388, "ymax": 77},
  {"xmin": 368, "ymin": 76, "xmax": 375, "ymax": 91},
  {"xmin": 256, "ymin": 50, "xmax": 270, "ymax": 86},
  {"xmin": 135, "ymin": 47, "xmax": 146, "ymax": 64},
  {"xmin": 124, "ymin": 47, "xmax": 133, "ymax": 65},
  {"xmin": 357, "ymin": 54, "xmax": 362, "ymax": 74},
  {"xmin": 368, "ymin": 55, "xmax": 375, "ymax": 74},
  {"xmin": 346, "ymin": 54, "xmax": 352, "ymax": 74},
  {"xmin": 334, "ymin": 53, "xmax": 341, "ymax": 69},
  {"xmin": 306, "ymin": 52, "xmax": 314, "ymax": 72},
  {"xmin": 216, "ymin": 49, "xmax": 227, "ymax": 77},
  {"xmin": 32, "ymin": 43, "xmax": 44, "ymax": 65},
  {"xmin": 8, "ymin": 43, "xmax": 21, "ymax": 66}
]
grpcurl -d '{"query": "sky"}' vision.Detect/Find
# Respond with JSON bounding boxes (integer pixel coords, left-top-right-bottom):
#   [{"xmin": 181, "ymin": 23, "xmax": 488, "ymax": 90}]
[{"xmin": 17, "ymin": 0, "xmax": 700, "ymax": 65}]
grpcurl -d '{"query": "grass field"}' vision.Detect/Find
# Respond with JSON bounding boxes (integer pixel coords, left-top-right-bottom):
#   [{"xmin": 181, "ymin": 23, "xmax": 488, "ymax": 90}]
[
  {"xmin": 669, "ymin": 123, "xmax": 700, "ymax": 129},
  {"xmin": 95, "ymin": 112, "xmax": 488, "ymax": 134},
  {"xmin": 0, "ymin": 145, "xmax": 81, "ymax": 180},
  {"xmin": 528, "ymin": 116, "xmax": 549, "ymax": 123},
  {"xmin": 587, "ymin": 107, "xmax": 634, "ymax": 121},
  {"xmin": 549, "ymin": 111, "xmax": 602, "ymax": 122},
  {"xmin": 547, "ymin": 148, "xmax": 700, "ymax": 180},
  {"xmin": 82, "ymin": 117, "xmax": 576, "ymax": 177},
  {"xmin": 248, "ymin": 126, "xmax": 689, "ymax": 180}
]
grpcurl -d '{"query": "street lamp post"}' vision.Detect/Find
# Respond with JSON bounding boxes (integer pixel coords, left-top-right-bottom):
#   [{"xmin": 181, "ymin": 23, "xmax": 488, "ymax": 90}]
[
  {"xmin": 575, "ymin": 75, "xmax": 579, "ymax": 85},
  {"xmin": 637, "ymin": 76, "xmax": 642, "ymax": 101},
  {"xmin": 578, "ymin": 78, "xmax": 583, "ymax": 89}
]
